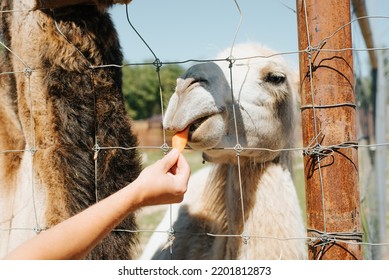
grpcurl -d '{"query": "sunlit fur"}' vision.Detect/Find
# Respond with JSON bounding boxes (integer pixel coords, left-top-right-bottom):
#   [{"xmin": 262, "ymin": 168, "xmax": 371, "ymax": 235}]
[{"xmin": 0, "ymin": 0, "xmax": 141, "ymax": 259}]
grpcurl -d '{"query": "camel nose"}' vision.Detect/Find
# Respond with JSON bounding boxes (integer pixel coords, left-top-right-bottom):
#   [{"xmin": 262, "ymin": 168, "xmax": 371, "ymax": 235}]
[
  {"xmin": 174, "ymin": 77, "xmax": 195, "ymax": 97},
  {"xmin": 163, "ymin": 62, "xmax": 230, "ymax": 132},
  {"xmin": 179, "ymin": 62, "xmax": 231, "ymax": 100}
]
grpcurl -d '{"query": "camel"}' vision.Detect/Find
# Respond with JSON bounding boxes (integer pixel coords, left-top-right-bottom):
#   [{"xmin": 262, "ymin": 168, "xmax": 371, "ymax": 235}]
[
  {"xmin": 148, "ymin": 43, "xmax": 307, "ymax": 259},
  {"xmin": 0, "ymin": 0, "xmax": 141, "ymax": 259}
]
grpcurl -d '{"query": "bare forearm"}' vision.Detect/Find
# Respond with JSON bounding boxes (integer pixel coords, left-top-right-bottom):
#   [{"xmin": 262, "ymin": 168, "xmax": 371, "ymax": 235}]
[
  {"xmin": 4, "ymin": 184, "xmax": 142, "ymax": 260},
  {"xmin": 3, "ymin": 150, "xmax": 189, "ymax": 260}
]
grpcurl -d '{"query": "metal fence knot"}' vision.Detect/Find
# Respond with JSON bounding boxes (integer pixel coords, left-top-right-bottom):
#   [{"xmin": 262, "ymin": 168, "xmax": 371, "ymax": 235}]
[
  {"xmin": 304, "ymin": 40, "xmax": 326, "ymax": 59},
  {"xmin": 163, "ymin": 227, "xmax": 176, "ymax": 253},
  {"xmin": 160, "ymin": 143, "xmax": 170, "ymax": 154},
  {"xmin": 153, "ymin": 58, "xmax": 163, "ymax": 72},
  {"xmin": 241, "ymin": 232, "xmax": 250, "ymax": 245},
  {"xmin": 227, "ymin": 55, "xmax": 236, "ymax": 68},
  {"xmin": 24, "ymin": 67, "xmax": 33, "ymax": 78},
  {"xmin": 303, "ymin": 143, "xmax": 334, "ymax": 158},
  {"xmin": 28, "ymin": 147, "xmax": 37, "ymax": 155},
  {"xmin": 33, "ymin": 226, "xmax": 47, "ymax": 234},
  {"xmin": 233, "ymin": 144, "xmax": 244, "ymax": 156},
  {"xmin": 308, "ymin": 228, "xmax": 363, "ymax": 247},
  {"xmin": 93, "ymin": 144, "xmax": 101, "ymax": 161}
]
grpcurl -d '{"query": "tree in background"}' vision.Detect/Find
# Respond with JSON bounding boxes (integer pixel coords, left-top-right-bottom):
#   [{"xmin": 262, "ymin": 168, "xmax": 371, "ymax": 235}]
[{"xmin": 122, "ymin": 62, "xmax": 184, "ymax": 120}]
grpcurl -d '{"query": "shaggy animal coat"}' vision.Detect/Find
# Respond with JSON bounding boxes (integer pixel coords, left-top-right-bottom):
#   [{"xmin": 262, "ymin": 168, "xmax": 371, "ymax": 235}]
[
  {"xmin": 150, "ymin": 44, "xmax": 307, "ymax": 259},
  {"xmin": 0, "ymin": 0, "xmax": 141, "ymax": 259}
]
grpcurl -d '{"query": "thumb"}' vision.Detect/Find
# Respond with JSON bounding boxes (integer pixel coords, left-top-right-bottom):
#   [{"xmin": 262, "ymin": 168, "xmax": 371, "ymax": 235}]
[{"xmin": 160, "ymin": 148, "xmax": 180, "ymax": 172}]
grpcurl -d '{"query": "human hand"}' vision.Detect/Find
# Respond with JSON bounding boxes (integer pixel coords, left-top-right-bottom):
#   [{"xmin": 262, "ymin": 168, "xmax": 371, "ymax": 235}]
[{"xmin": 132, "ymin": 149, "xmax": 190, "ymax": 207}]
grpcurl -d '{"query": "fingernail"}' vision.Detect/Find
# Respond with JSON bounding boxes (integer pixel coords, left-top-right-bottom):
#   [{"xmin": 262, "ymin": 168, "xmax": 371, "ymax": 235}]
[{"xmin": 170, "ymin": 148, "xmax": 179, "ymax": 156}]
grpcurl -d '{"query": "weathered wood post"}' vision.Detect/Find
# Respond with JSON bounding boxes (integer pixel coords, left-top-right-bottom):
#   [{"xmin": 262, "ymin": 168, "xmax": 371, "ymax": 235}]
[{"xmin": 297, "ymin": 0, "xmax": 363, "ymax": 259}]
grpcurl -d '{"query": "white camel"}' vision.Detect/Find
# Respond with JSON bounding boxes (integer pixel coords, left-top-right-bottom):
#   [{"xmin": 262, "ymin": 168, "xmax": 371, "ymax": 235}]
[{"xmin": 142, "ymin": 43, "xmax": 307, "ymax": 260}]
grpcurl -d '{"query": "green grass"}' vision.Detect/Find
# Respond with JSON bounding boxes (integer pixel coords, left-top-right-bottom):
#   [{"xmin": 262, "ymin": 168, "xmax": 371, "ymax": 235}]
[
  {"xmin": 136, "ymin": 207, "xmax": 167, "ymax": 254},
  {"xmin": 291, "ymin": 153, "xmax": 307, "ymax": 220},
  {"xmin": 140, "ymin": 149, "xmax": 205, "ymax": 172}
]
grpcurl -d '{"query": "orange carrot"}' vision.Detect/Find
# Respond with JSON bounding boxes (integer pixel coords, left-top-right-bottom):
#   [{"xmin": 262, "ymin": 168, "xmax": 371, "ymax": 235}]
[{"xmin": 172, "ymin": 127, "xmax": 189, "ymax": 152}]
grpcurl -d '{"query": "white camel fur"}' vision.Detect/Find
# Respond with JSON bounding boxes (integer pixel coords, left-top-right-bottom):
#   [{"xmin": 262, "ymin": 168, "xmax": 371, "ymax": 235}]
[{"xmin": 146, "ymin": 43, "xmax": 307, "ymax": 260}]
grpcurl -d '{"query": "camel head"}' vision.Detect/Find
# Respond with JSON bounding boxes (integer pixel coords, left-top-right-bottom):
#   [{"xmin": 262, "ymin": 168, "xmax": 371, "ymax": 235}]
[{"xmin": 163, "ymin": 43, "xmax": 297, "ymax": 164}]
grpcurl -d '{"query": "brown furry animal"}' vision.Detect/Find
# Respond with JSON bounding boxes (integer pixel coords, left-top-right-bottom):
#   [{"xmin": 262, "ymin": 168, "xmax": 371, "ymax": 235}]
[{"xmin": 0, "ymin": 0, "xmax": 141, "ymax": 259}]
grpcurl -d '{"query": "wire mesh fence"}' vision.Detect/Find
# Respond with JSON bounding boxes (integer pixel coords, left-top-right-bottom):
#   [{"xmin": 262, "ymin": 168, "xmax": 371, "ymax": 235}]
[{"xmin": 0, "ymin": 0, "xmax": 388, "ymax": 259}]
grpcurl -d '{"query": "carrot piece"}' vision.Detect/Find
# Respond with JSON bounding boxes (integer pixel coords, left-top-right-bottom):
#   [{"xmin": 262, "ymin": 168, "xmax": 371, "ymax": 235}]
[{"xmin": 172, "ymin": 127, "xmax": 189, "ymax": 152}]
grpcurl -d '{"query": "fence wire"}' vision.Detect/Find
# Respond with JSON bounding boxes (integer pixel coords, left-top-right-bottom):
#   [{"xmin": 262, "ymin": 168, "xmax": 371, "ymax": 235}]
[{"xmin": 0, "ymin": 0, "xmax": 389, "ymax": 260}]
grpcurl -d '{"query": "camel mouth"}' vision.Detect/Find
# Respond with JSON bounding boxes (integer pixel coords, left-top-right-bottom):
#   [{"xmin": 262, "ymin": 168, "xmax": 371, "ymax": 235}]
[
  {"xmin": 186, "ymin": 106, "xmax": 225, "ymax": 142},
  {"xmin": 188, "ymin": 116, "xmax": 208, "ymax": 138}
]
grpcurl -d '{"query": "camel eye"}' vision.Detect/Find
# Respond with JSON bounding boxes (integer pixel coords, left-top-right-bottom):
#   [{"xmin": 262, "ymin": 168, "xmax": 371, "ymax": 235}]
[{"xmin": 265, "ymin": 72, "xmax": 286, "ymax": 85}]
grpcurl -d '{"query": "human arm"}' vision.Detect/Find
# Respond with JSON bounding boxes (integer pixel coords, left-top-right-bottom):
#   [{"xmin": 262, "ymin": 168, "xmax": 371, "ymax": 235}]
[{"xmin": 4, "ymin": 149, "xmax": 190, "ymax": 260}]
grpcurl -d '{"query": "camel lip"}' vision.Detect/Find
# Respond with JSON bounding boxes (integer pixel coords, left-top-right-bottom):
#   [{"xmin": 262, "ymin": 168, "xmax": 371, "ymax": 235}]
[
  {"xmin": 188, "ymin": 116, "xmax": 208, "ymax": 140},
  {"xmin": 187, "ymin": 106, "xmax": 225, "ymax": 141}
]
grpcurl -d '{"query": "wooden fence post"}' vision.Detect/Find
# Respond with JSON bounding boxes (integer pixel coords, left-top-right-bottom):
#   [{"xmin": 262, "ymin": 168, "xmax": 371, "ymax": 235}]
[{"xmin": 296, "ymin": 0, "xmax": 363, "ymax": 259}]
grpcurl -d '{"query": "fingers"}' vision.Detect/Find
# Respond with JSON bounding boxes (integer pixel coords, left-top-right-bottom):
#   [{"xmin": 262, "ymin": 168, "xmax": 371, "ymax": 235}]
[
  {"xmin": 176, "ymin": 153, "xmax": 191, "ymax": 182},
  {"xmin": 134, "ymin": 150, "xmax": 190, "ymax": 207},
  {"xmin": 159, "ymin": 148, "xmax": 180, "ymax": 172},
  {"xmin": 160, "ymin": 150, "xmax": 190, "ymax": 193},
  {"xmin": 169, "ymin": 154, "xmax": 190, "ymax": 199}
]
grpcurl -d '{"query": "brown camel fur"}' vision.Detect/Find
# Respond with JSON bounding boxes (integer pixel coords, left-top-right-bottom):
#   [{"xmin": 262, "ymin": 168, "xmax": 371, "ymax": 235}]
[{"xmin": 0, "ymin": 0, "xmax": 141, "ymax": 259}]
